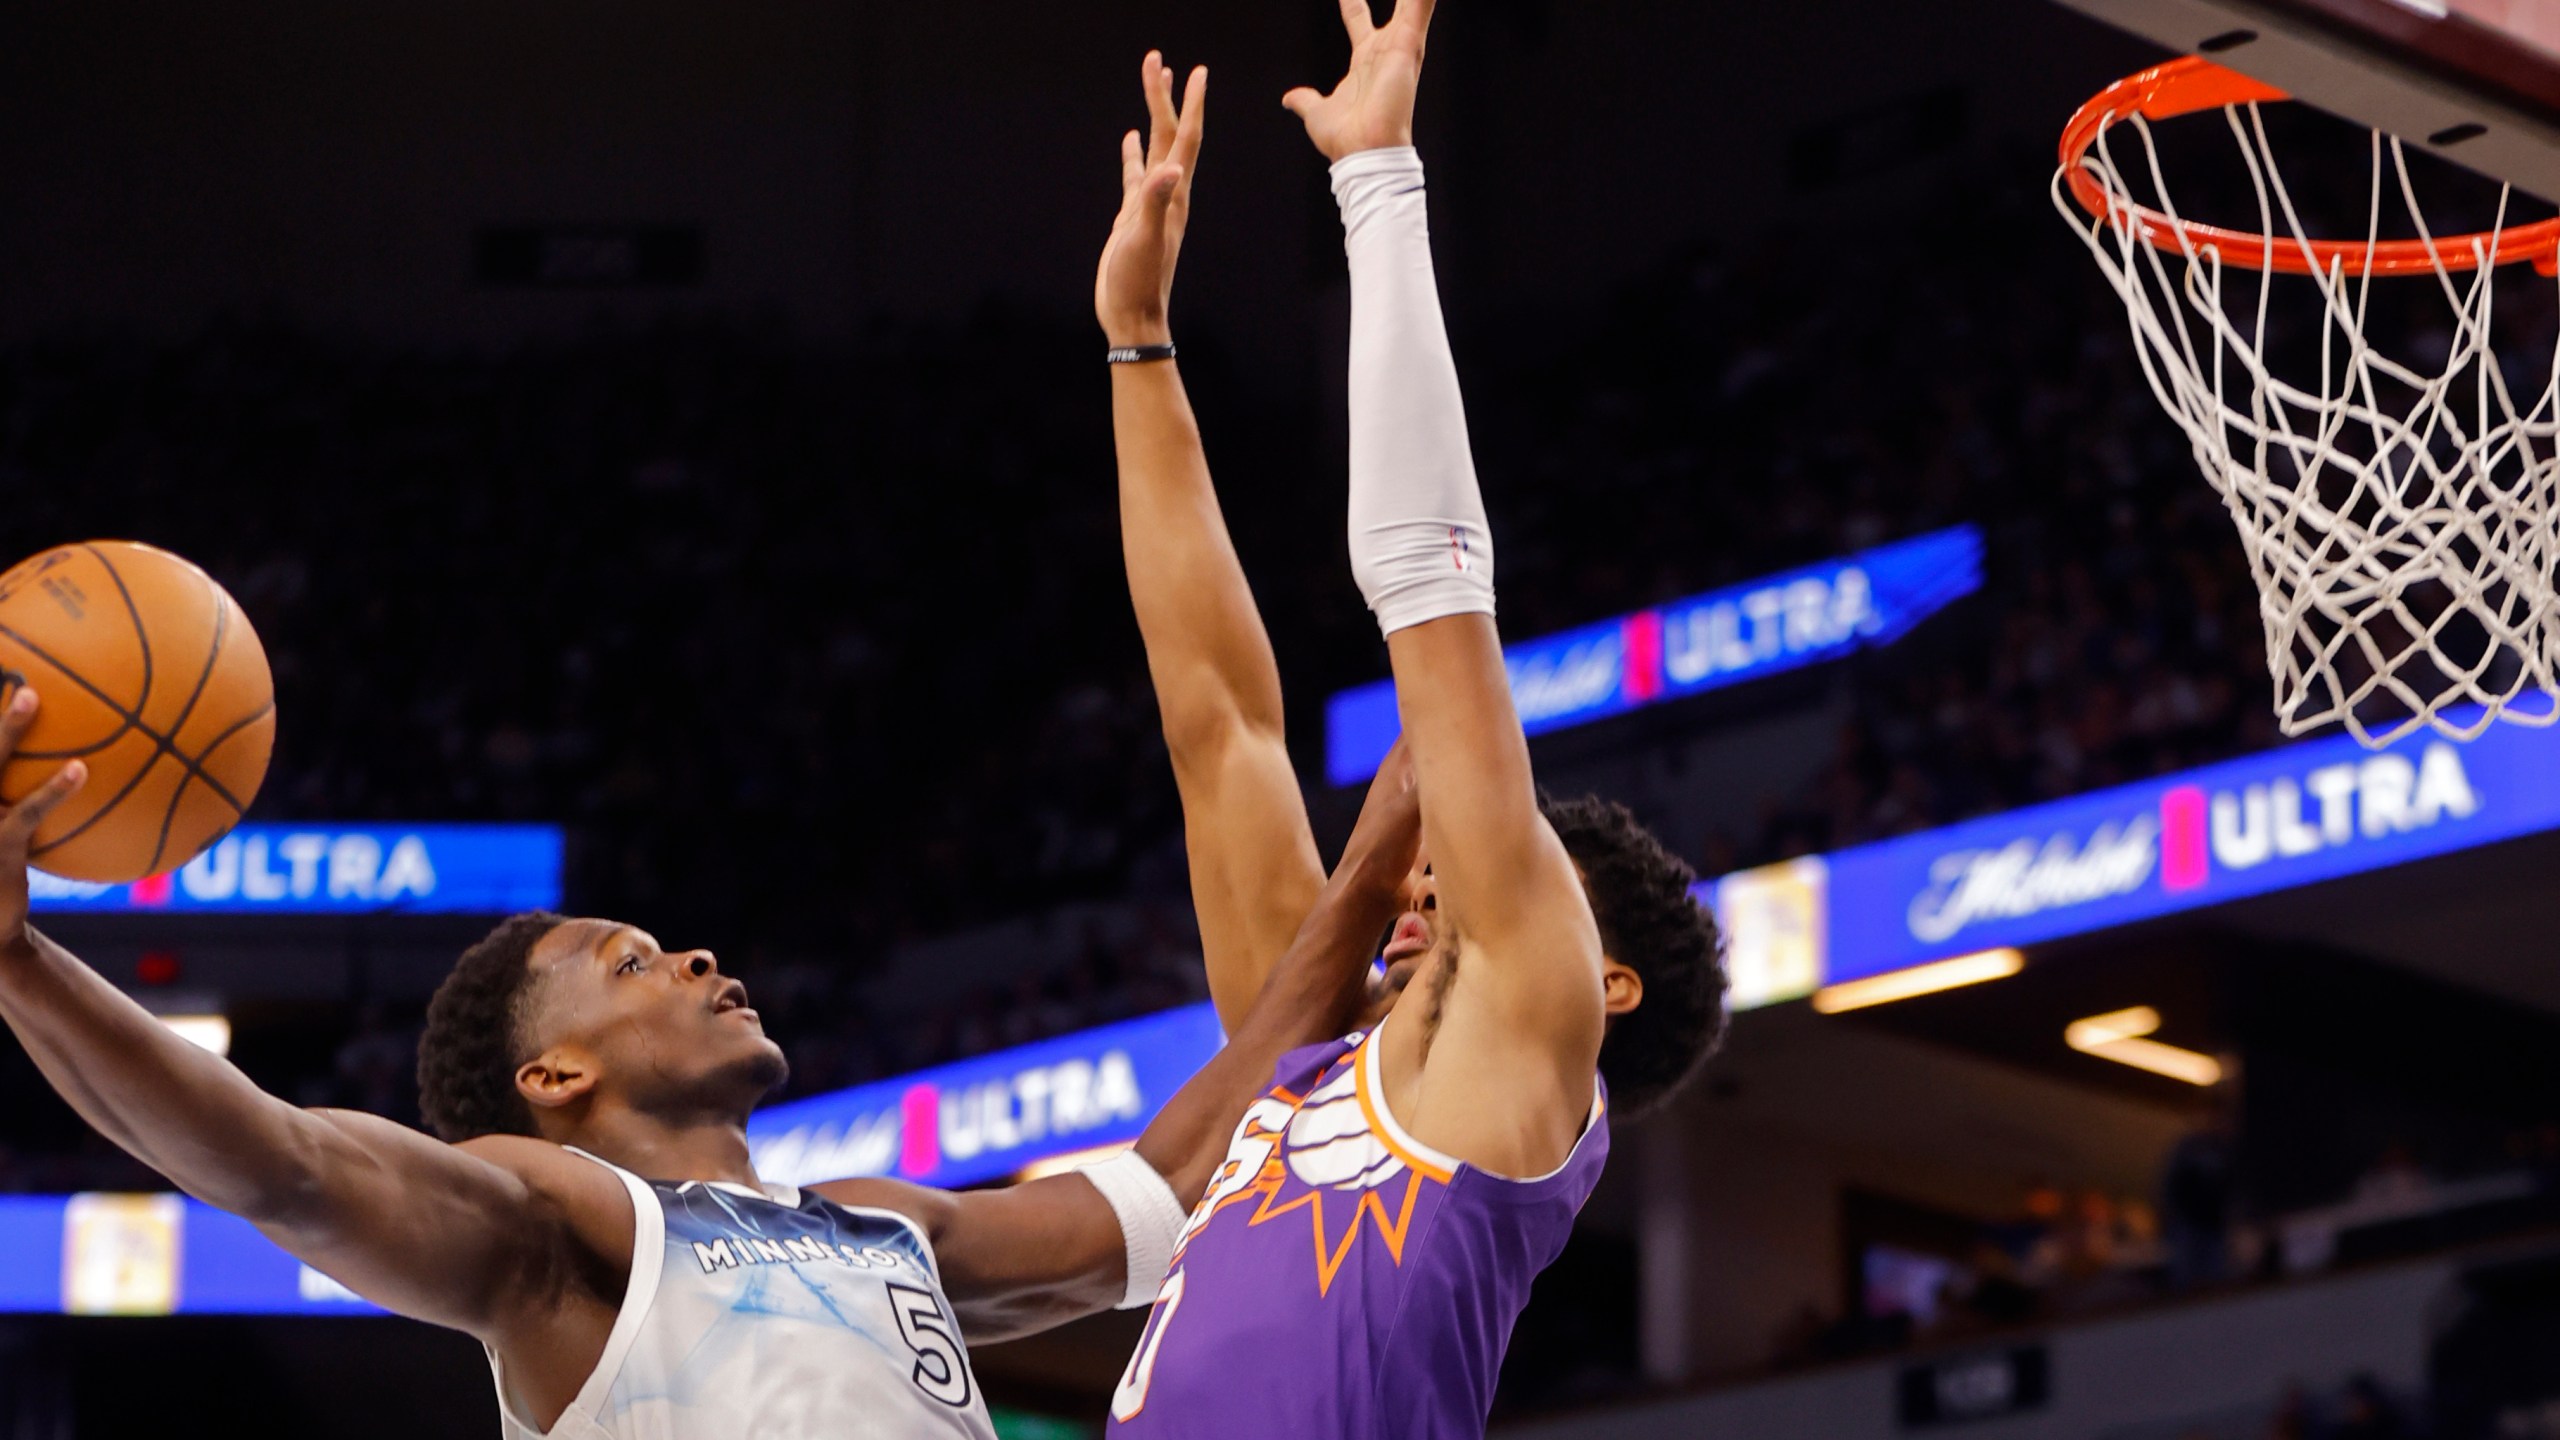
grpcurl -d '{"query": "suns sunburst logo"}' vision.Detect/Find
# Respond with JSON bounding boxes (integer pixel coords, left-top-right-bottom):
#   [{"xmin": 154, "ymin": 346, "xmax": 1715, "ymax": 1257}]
[{"xmin": 1173, "ymin": 1035, "xmax": 1442, "ymax": 1296}]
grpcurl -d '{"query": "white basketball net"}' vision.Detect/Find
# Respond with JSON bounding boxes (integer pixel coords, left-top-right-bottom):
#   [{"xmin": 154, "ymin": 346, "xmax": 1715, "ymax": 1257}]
[{"xmin": 2055, "ymin": 104, "xmax": 2560, "ymax": 747}]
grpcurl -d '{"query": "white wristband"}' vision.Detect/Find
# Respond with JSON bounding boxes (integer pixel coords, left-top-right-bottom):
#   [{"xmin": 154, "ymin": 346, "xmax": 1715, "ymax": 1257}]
[{"xmin": 1078, "ymin": 1149, "xmax": 1189, "ymax": 1309}]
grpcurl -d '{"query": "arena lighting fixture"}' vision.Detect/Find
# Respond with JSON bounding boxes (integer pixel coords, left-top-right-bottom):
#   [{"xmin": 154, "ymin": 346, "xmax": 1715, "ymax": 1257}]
[
  {"xmin": 2063, "ymin": 1006, "xmax": 2222, "ymax": 1087},
  {"xmin": 158, "ymin": 1014, "xmax": 231, "ymax": 1057},
  {"xmin": 1809, "ymin": 949, "xmax": 2024, "ymax": 1014},
  {"xmin": 1014, "ymin": 1143, "xmax": 1132, "ymax": 1183}
]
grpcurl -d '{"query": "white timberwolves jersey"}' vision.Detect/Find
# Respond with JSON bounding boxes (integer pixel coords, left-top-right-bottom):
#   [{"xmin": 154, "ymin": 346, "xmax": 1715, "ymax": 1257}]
[{"xmin": 490, "ymin": 1151, "xmax": 997, "ymax": 1440}]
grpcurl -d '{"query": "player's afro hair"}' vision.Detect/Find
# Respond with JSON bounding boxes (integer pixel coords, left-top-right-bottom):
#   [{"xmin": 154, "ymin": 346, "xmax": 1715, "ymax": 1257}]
[
  {"xmin": 417, "ymin": 911, "xmax": 568, "ymax": 1143},
  {"xmin": 1540, "ymin": 794, "xmax": 1728, "ymax": 1119}
]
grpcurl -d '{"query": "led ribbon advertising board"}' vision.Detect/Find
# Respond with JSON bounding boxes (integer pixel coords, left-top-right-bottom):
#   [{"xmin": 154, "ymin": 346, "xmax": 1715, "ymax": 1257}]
[
  {"xmin": 28, "ymin": 824, "xmax": 564, "ymax": 915},
  {"xmin": 13, "ymin": 718, "xmax": 2552, "ymax": 1312},
  {"xmin": 747, "ymin": 1003, "xmax": 1229, "ymax": 1191},
  {"xmin": 1715, "ymin": 713, "xmax": 2560, "ymax": 1008},
  {"xmin": 0, "ymin": 1192, "xmax": 389, "ymax": 1316},
  {"xmin": 1324, "ymin": 526, "xmax": 1986, "ymax": 786},
  {"xmin": 0, "ymin": 1005, "xmax": 1231, "ymax": 1316}
]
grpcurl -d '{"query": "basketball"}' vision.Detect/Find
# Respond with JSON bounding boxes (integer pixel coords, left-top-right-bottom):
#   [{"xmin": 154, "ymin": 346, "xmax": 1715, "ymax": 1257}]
[{"xmin": 0, "ymin": 542, "xmax": 275, "ymax": 884}]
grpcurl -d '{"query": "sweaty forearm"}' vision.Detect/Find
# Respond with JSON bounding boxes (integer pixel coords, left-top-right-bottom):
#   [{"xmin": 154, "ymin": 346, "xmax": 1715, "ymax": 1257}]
[{"xmin": 0, "ymin": 927, "xmax": 326, "ymax": 1218}]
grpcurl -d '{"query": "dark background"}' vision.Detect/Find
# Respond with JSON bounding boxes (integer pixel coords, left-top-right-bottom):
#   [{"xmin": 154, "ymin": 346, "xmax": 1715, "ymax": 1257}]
[{"xmin": 4, "ymin": 1, "xmax": 2557, "ymax": 1437}]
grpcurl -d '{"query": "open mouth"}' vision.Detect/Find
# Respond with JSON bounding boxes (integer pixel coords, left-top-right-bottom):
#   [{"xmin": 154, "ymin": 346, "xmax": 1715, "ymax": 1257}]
[
  {"xmin": 711, "ymin": 981, "xmax": 756, "ymax": 1020},
  {"xmin": 1380, "ymin": 912, "xmax": 1432, "ymax": 964}
]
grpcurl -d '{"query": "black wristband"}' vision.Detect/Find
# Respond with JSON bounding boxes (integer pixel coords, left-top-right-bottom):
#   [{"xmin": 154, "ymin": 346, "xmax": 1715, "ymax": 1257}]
[{"xmin": 1107, "ymin": 343, "xmax": 1179, "ymax": 365}]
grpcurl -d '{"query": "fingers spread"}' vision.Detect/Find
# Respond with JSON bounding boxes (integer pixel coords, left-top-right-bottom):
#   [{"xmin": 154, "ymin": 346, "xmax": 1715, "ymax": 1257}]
[
  {"xmin": 1281, "ymin": 86, "xmax": 1324, "ymax": 119},
  {"xmin": 1393, "ymin": 0, "xmax": 1437, "ymax": 38},
  {"xmin": 1338, "ymin": 0, "xmax": 1378, "ymax": 44},
  {"xmin": 1121, "ymin": 129, "xmax": 1145, "ymax": 195}
]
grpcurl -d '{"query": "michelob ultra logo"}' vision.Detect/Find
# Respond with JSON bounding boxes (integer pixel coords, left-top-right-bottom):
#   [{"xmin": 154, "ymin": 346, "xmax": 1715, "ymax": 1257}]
[
  {"xmin": 749, "ymin": 1004, "xmax": 1227, "ymax": 1190},
  {"xmin": 28, "ymin": 823, "xmax": 561, "ymax": 914},
  {"xmin": 1907, "ymin": 742, "xmax": 2481, "ymax": 946},
  {"xmin": 1325, "ymin": 526, "xmax": 1985, "ymax": 784},
  {"xmin": 751, "ymin": 1050, "xmax": 1146, "ymax": 1188}
]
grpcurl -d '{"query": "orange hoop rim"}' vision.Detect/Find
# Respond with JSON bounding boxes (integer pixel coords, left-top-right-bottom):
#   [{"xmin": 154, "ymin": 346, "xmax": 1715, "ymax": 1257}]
[{"xmin": 2060, "ymin": 56, "xmax": 2560, "ymax": 278}]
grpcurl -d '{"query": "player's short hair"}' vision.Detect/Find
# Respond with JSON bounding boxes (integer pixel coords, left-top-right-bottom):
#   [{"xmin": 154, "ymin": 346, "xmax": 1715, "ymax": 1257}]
[
  {"xmin": 417, "ymin": 911, "xmax": 569, "ymax": 1143},
  {"xmin": 1540, "ymin": 794, "xmax": 1728, "ymax": 1119}
]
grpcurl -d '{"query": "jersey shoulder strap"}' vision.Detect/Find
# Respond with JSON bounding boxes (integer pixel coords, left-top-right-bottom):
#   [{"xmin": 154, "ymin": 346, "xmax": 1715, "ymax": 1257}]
[{"xmin": 486, "ymin": 1148, "xmax": 666, "ymax": 1439}]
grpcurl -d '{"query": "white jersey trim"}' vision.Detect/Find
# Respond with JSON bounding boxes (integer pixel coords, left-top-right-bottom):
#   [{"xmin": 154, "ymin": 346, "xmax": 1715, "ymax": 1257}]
[
  {"xmin": 1361, "ymin": 1007, "xmax": 1606, "ymax": 1186},
  {"xmin": 1359, "ymin": 1009, "xmax": 1463, "ymax": 1178},
  {"xmin": 486, "ymin": 1148, "xmax": 666, "ymax": 1439}
]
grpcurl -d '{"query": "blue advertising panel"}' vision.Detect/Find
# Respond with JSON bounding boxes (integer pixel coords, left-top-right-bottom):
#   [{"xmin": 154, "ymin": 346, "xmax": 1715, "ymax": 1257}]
[
  {"xmin": 1707, "ymin": 713, "xmax": 2560, "ymax": 999},
  {"xmin": 0, "ymin": 1198, "xmax": 62, "ymax": 1312},
  {"xmin": 28, "ymin": 824, "xmax": 563, "ymax": 916},
  {"xmin": 181, "ymin": 1204, "xmax": 382, "ymax": 1315},
  {"xmin": 0, "ymin": 1194, "xmax": 384, "ymax": 1316},
  {"xmin": 1324, "ymin": 526, "xmax": 1985, "ymax": 784},
  {"xmin": 748, "ymin": 1003, "xmax": 1230, "ymax": 1191}
]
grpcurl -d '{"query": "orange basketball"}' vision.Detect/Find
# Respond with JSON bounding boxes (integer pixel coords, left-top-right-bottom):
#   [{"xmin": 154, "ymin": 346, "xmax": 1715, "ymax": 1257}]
[{"xmin": 0, "ymin": 542, "xmax": 275, "ymax": 883}]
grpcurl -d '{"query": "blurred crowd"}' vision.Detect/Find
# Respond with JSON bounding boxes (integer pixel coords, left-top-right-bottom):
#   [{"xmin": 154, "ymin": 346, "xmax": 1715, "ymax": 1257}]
[
  {"xmin": 1802, "ymin": 1114, "xmax": 2560, "ymax": 1379},
  {"xmin": 1, "ymin": 169, "xmax": 2310, "ymax": 973},
  {"xmin": 2157, "ymin": 1375, "xmax": 2420, "ymax": 1440},
  {"xmin": 2, "ymin": 163, "xmax": 2551, "ymax": 1166}
]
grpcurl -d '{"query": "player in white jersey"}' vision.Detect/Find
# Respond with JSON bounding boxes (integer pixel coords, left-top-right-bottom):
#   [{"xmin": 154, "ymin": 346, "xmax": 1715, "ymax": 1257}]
[{"xmin": 0, "ymin": 684, "xmax": 1423, "ymax": 1439}]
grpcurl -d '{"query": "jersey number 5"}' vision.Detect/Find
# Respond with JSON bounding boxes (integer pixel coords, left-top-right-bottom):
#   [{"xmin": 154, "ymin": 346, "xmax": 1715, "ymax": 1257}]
[{"xmin": 886, "ymin": 1281, "xmax": 975, "ymax": 1409}]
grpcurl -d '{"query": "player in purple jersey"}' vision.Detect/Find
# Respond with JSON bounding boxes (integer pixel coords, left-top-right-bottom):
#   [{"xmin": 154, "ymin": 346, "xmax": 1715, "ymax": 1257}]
[{"xmin": 1092, "ymin": 5, "xmax": 1730, "ymax": 1435}]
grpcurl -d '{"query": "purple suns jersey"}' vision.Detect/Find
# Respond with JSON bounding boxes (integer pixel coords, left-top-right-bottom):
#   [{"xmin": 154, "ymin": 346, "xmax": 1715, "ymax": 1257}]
[{"xmin": 1106, "ymin": 1013, "xmax": 1608, "ymax": 1440}]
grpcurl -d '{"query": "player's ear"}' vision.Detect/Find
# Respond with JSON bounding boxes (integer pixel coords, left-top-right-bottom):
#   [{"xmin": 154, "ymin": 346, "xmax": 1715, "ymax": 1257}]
[
  {"xmin": 1601, "ymin": 958, "xmax": 1643, "ymax": 1017},
  {"xmin": 517, "ymin": 1049, "xmax": 598, "ymax": 1113}
]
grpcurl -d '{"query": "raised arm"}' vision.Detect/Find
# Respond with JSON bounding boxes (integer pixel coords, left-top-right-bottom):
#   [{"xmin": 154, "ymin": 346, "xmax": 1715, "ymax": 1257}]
[
  {"xmin": 0, "ymin": 693, "xmax": 625, "ymax": 1353},
  {"xmin": 1289, "ymin": 0, "xmax": 1607, "ymax": 1164},
  {"xmin": 827, "ymin": 747, "xmax": 1420, "ymax": 1343},
  {"xmin": 1097, "ymin": 52, "xmax": 1325, "ymax": 1034}
]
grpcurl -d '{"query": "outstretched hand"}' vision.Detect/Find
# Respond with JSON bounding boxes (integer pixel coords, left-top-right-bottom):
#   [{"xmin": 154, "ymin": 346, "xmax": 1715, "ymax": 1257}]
[
  {"xmin": 0, "ymin": 689, "xmax": 88, "ymax": 955},
  {"xmin": 1096, "ymin": 52, "xmax": 1207, "ymax": 349},
  {"xmin": 1282, "ymin": 0, "xmax": 1437, "ymax": 163}
]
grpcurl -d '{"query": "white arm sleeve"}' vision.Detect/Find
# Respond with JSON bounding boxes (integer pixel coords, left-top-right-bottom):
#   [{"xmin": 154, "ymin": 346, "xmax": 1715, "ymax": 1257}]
[
  {"xmin": 1078, "ymin": 1149, "xmax": 1189, "ymax": 1309},
  {"xmin": 1333, "ymin": 146, "xmax": 1497, "ymax": 638}
]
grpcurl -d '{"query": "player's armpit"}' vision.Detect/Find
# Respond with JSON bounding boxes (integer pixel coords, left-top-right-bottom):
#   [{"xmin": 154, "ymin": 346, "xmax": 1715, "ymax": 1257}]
[
  {"xmin": 1368, "ymin": 616, "xmax": 1611, "ymax": 1174},
  {"xmin": 1397, "ymin": 936, "xmax": 1607, "ymax": 1178},
  {"xmin": 252, "ymin": 1117, "xmax": 633, "ymax": 1342}
]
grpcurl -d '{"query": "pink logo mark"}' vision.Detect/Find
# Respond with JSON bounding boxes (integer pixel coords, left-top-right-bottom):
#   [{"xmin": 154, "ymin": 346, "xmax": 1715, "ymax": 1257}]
[
  {"xmin": 128, "ymin": 873, "xmax": 174, "ymax": 908},
  {"xmin": 1622, "ymin": 611, "xmax": 1663, "ymax": 704},
  {"xmin": 899, "ymin": 1084, "xmax": 941, "ymax": 1177},
  {"xmin": 2159, "ymin": 786, "xmax": 2209, "ymax": 892}
]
